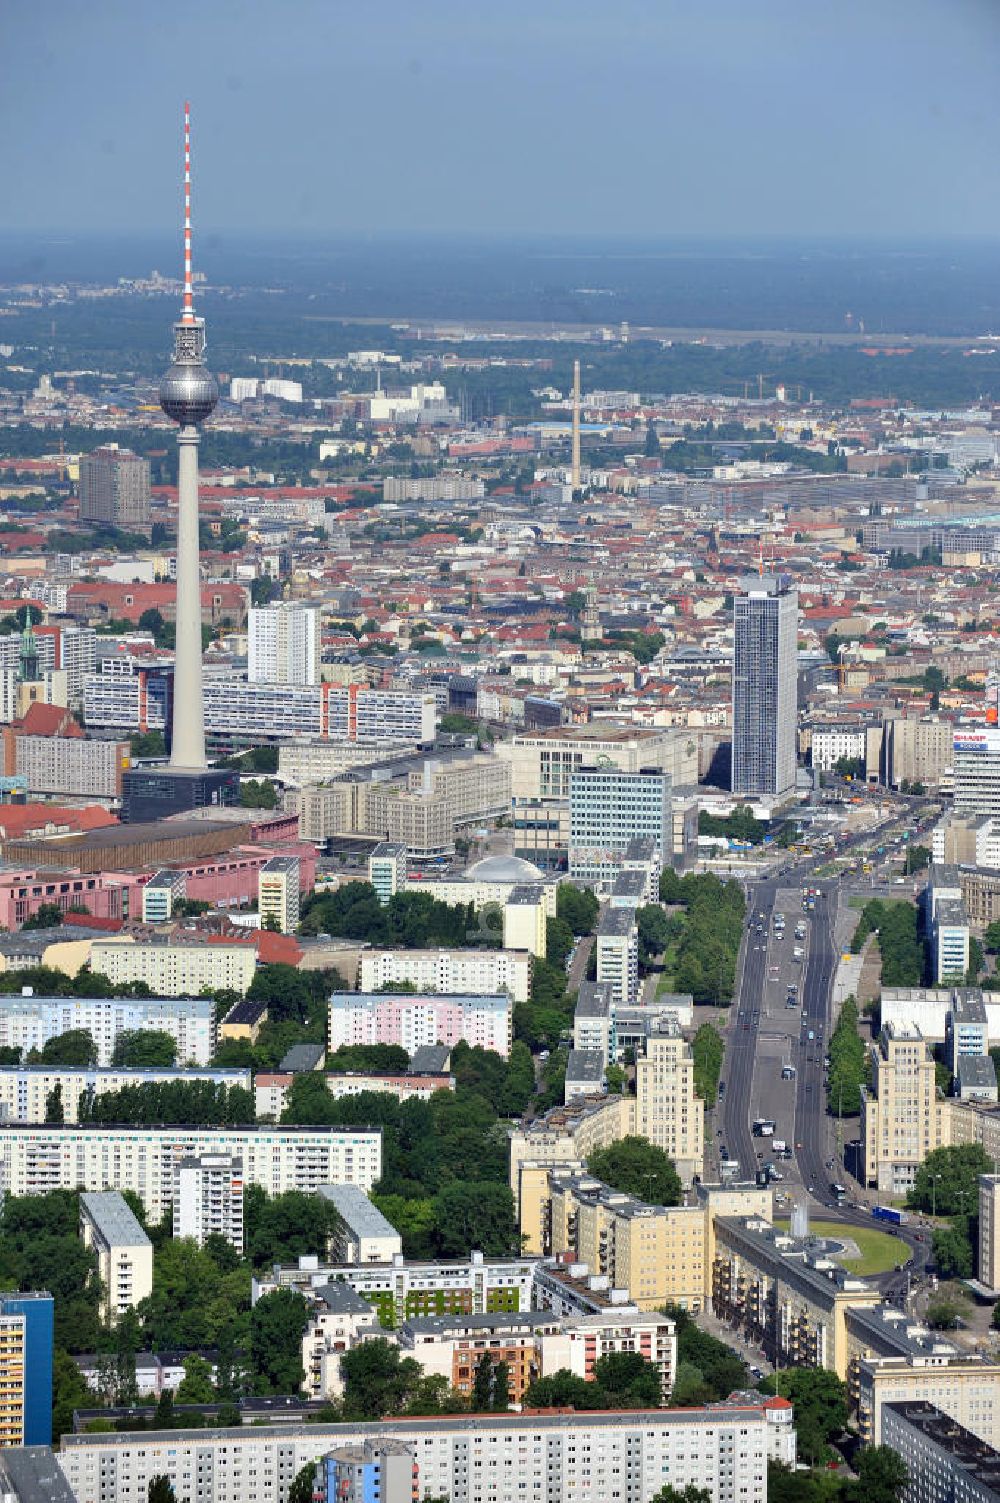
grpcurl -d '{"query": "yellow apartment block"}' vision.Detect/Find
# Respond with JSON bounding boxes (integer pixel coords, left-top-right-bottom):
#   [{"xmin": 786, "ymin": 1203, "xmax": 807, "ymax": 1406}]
[
  {"xmin": 861, "ymin": 1024, "xmax": 949, "ymax": 1196},
  {"xmin": 509, "ymin": 1095, "xmax": 636, "ymax": 1211},
  {"xmin": 634, "ymin": 1024, "xmax": 704, "ymax": 1186},
  {"xmin": 520, "ymin": 1163, "xmax": 774, "ymax": 1314},
  {"xmin": 712, "ymin": 1217, "xmax": 881, "ymax": 1379}
]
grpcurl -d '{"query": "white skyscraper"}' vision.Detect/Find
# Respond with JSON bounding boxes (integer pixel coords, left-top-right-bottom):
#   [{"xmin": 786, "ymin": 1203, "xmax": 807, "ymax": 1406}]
[
  {"xmin": 173, "ymin": 1153, "xmax": 245, "ymax": 1251},
  {"xmin": 953, "ymin": 727, "xmax": 1000, "ymax": 818},
  {"xmin": 248, "ymin": 602, "xmax": 320, "ymax": 685},
  {"xmin": 732, "ymin": 574, "xmax": 798, "ymax": 802}
]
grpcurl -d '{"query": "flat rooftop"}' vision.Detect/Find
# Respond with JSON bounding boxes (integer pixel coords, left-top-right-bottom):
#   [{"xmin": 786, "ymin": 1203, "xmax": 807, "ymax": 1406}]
[
  {"xmin": 0, "ymin": 992, "xmax": 214, "ymax": 1013},
  {"xmin": 597, "ymin": 908, "xmax": 635, "ymax": 937},
  {"xmin": 330, "ymin": 991, "xmax": 511, "ymax": 1012},
  {"xmin": 884, "ymin": 1401, "xmax": 1000, "ymax": 1491},
  {"xmin": 575, "ymin": 981, "xmax": 613, "ymax": 1018},
  {"xmin": 716, "ymin": 1216, "xmax": 877, "ymax": 1299},
  {"xmin": 0, "ymin": 1446, "xmax": 77, "ymax": 1503},
  {"xmin": 318, "ymin": 1184, "xmax": 399, "ymax": 1241},
  {"xmin": 13, "ymin": 818, "xmax": 246, "ymax": 852},
  {"xmin": 565, "ymin": 1049, "xmax": 605, "ymax": 1084},
  {"xmin": 525, "ymin": 725, "xmax": 674, "ymax": 744},
  {"xmin": 845, "ymin": 1304, "xmax": 963, "ymax": 1362},
  {"xmin": 80, "ymin": 1191, "xmax": 150, "ymax": 1249},
  {"xmin": 403, "ymin": 1311, "xmax": 558, "ymax": 1337},
  {"xmin": 59, "ymin": 1403, "xmax": 776, "ymax": 1449}
]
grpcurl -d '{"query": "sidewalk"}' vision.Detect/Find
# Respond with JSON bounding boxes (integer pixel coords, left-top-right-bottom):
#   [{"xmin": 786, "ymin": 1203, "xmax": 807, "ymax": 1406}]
[{"xmin": 697, "ymin": 1306, "xmax": 773, "ymax": 1378}]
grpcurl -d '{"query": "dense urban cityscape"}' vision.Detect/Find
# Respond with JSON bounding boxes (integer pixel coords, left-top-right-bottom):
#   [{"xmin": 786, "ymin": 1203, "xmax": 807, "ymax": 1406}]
[{"xmin": 4, "ymin": 6, "xmax": 1000, "ymax": 1503}]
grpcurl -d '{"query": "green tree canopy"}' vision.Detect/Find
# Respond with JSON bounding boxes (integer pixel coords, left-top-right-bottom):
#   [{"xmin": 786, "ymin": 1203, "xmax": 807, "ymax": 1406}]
[
  {"xmin": 431, "ymin": 1181, "xmax": 517, "ymax": 1258},
  {"xmin": 592, "ymin": 1350, "xmax": 661, "ymax": 1407},
  {"xmin": 826, "ymin": 997, "xmax": 867, "ymax": 1117},
  {"xmin": 587, "ymin": 1137, "xmax": 682, "ymax": 1206},
  {"xmin": 664, "ymin": 1305, "xmax": 747, "ymax": 1402},
  {"xmin": 27, "ymin": 1028, "xmax": 98, "ymax": 1067},
  {"xmin": 244, "ymin": 1185, "xmax": 344, "ymax": 1268},
  {"xmin": 691, "ymin": 1024, "xmax": 724, "ymax": 1106},
  {"xmin": 850, "ymin": 899, "xmax": 925, "ymax": 985},
  {"xmin": 21, "ymin": 902, "xmax": 66, "ymax": 931},
  {"xmin": 138, "ymin": 1237, "xmax": 250, "ymax": 1351},
  {"xmin": 287, "ymin": 1464, "xmax": 318, "ymax": 1503},
  {"xmin": 0, "ymin": 1189, "xmax": 102, "ymax": 1351},
  {"xmin": 556, "ymin": 883, "xmax": 599, "ymax": 936},
  {"xmin": 908, "ymin": 1144, "xmax": 992, "ymax": 1217},
  {"xmin": 758, "ymin": 1368, "xmax": 847, "ymax": 1464},
  {"xmin": 637, "ymin": 904, "xmax": 673, "ymax": 962},
  {"xmin": 175, "ymin": 1353, "xmax": 216, "ymax": 1405},
  {"xmin": 249, "ymin": 1287, "xmax": 309, "ymax": 1395},
  {"xmin": 80, "ymin": 1078, "xmax": 254, "ymax": 1126},
  {"xmin": 846, "ymin": 1445, "xmax": 909, "ymax": 1503},
  {"xmin": 328, "ymin": 1043, "xmax": 410, "ymax": 1073},
  {"xmin": 657, "ymin": 871, "xmax": 745, "ymax": 1005},
  {"xmin": 932, "ymin": 1222, "xmax": 974, "ymax": 1280},
  {"xmin": 111, "ymin": 1030, "xmax": 178, "ymax": 1067},
  {"xmin": 545, "ymin": 914, "xmax": 575, "ymax": 969},
  {"xmin": 341, "ymin": 1338, "xmax": 424, "ymax": 1419}
]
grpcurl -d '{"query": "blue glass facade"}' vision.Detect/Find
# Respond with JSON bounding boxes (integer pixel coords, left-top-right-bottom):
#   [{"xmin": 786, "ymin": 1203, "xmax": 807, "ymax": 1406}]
[{"xmin": 0, "ymin": 1292, "xmax": 53, "ymax": 1444}]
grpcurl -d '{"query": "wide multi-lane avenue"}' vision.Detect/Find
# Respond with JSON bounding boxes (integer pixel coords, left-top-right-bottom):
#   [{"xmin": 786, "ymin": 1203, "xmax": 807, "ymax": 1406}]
[{"xmin": 717, "ymin": 869, "xmax": 927, "ymax": 1292}]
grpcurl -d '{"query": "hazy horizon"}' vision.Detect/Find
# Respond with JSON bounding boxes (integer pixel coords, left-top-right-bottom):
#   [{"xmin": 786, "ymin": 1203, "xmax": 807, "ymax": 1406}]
[{"xmin": 3, "ymin": 0, "xmax": 1000, "ymax": 241}]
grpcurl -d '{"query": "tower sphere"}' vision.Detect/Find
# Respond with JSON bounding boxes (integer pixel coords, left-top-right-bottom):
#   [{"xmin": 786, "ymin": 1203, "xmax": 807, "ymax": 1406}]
[{"xmin": 159, "ymin": 359, "xmax": 219, "ymax": 427}]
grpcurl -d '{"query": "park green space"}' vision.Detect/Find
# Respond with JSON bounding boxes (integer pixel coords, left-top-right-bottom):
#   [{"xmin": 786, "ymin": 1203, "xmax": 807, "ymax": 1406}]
[{"xmin": 775, "ymin": 1218, "xmax": 905, "ymax": 1275}]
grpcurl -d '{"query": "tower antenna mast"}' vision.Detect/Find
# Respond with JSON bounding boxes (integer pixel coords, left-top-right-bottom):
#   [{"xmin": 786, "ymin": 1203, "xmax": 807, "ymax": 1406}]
[{"xmin": 182, "ymin": 100, "xmax": 195, "ymax": 324}]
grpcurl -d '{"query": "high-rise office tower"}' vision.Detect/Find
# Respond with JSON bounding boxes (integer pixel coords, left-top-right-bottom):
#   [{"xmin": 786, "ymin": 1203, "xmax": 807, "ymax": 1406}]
[
  {"xmin": 732, "ymin": 574, "xmax": 798, "ymax": 802},
  {"xmin": 568, "ymin": 765, "xmax": 671, "ymax": 883},
  {"xmin": 79, "ymin": 445, "xmax": 151, "ymax": 532},
  {"xmin": 248, "ymin": 601, "xmax": 320, "ymax": 685},
  {"xmin": 953, "ymin": 726, "xmax": 1000, "ymax": 818},
  {"xmin": 120, "ymin": 104, "xmax": 238, "ymax": 823}
]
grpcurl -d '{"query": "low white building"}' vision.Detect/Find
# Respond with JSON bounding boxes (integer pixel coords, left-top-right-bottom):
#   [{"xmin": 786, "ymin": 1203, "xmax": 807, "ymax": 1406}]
[
  {"xmin": 359, "ymin": 948, "xmax": 531, "ymax": 1004},
  {"xmin": 79, "ymin": 1191, "xmax": 153, "ymax": 1324},
  {"xmin": 810, "ymin": 725, "xmax": 867, "ymax": 771},
  {"xmin": 0, "ymin": 1124, "xmax": 381, "ymax": 1221},
  {"xmin": 0, "ymin": 1064, "xmax": 250, "ymax": 1125},
  {"xmin": 318, "ymin": 1185, "xmax": 402, "ymax": 1264},
  {"xmin": 57, "ymin": 1402, "xmax": 792, "ymax": 1503}
]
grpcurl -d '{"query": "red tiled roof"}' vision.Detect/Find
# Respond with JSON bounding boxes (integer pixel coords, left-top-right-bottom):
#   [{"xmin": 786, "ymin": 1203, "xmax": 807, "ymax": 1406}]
[
  {"xmin": 62, "ymin": 911, "xmax": 124, "ymax": 932},
  {"xmin": 254, "ymin": 931, "xmax": 303, "ymax": 966},
  {"xmin": 17, "ymin": 703, "xmax": 84, "ymax": 739},
  {"xmin": 0, "ymin": 804, "xmax": 118, "ymax": 840}
]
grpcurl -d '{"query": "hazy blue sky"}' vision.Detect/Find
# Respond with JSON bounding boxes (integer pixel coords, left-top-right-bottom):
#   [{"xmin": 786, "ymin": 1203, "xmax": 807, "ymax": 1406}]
[{"xmin": 3, "ymin": 0, "xmax": 1000, "ymax": 240}]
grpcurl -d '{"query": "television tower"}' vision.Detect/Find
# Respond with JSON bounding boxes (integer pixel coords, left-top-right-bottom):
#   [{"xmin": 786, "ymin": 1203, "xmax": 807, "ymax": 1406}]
[{"xmin": 159, "ymin": 102, "xmax": 217, "ymax": 770}]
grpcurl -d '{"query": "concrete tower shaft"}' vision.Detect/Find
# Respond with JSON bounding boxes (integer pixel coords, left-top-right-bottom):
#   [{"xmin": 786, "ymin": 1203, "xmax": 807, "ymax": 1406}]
[{"xmin": 158, "ymin": 102, "xmax": 216, "ymax": 771}]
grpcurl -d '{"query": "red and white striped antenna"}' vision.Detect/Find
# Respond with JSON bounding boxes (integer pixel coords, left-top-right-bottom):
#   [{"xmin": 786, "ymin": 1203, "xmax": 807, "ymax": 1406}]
[{"xmin": 182, "ymin": 101, "xmax": 195, "ymax": 323}]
